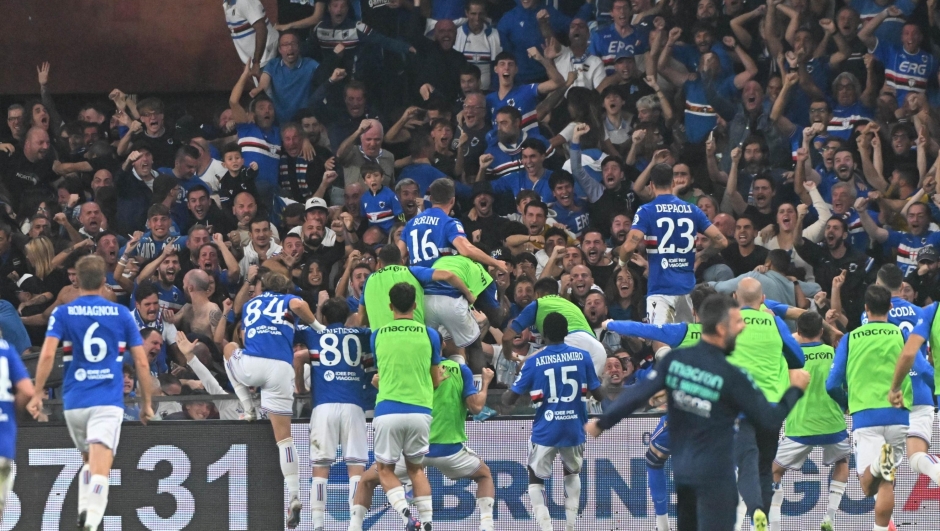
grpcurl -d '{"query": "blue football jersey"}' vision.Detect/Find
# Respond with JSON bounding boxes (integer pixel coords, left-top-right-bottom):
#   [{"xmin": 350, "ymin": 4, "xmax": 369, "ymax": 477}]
[
  {"xmin": 550, "ymin": 199, "xmax": 590, "ymax": 237},
  {"xmin": 241, "ymin": 292, "xmax": 302, "ymax": 364},
  {"xmin": 360, "ymin": 186, "xmax": 403, "ymax": 233},
  {"xmin": 403, "ymin": 207, "xmax": 467, "ymax": 268},
  {"xmin": 872, "ymin": 41, "xmax": 938, "ymax": 106},
  {"xmin": 486, "ymin": 84, "xmax": 540, "ymax": 132},
  {"xmin": 47, "ymin": 295, "xmax": 143, "ymax": 410},
  {"xmin": 632, "ymin": 195, "xmax": 713, "ymax": 296},
  {"xmin": 511, "ymin": 343, "xmax": 600, "ymax": 447},
  {"xmin": 0, "ymin": 339, "xmax": 29, "ymax": 459},
  {"xmin": 884, "ymin": 230, "xmax": 939, "ymax": 276},
  {"xmin": 298, "ymin": 323, "xmax": 373, "ymax": 410}
]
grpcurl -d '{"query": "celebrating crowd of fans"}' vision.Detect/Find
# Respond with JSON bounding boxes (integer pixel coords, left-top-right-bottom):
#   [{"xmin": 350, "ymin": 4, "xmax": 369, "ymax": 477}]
[{"xmin": 2, "ymin": 0, "xmax": 940, "ymax": 419}]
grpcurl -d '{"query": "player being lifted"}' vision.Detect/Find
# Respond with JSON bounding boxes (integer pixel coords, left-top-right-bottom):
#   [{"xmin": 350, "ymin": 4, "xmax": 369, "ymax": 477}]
[
  {"xmin": 828, "ymin": 286, "xmax": 914, "ymax": 531},
  {"xmin": 350, "ymin": 364, "xmax": 498, "ymax": 531},
  {"xmin": 294, "ymin": 297, "xmax": 373, "ymax": 531},
  {"xmin": 370, "ymin": 282, "xmax": 444, "ymax": 531},
  {"xmin": 225, "ymin": 270, "xmax": 324, "ymax": 529},
  {"xmin": 619, "ymin": 163, "xmax": 727, "ymax": 331},
  {"xmin": 29, "ymin": 255, "xmax": 154, "ymax": 531},
  {"xmin": 769, "ymin": 312, "xmax": 850, "ymax": 531},
  {"xmin": 0, "ymin": 339, "xmax": 34, "ymax": 517},
  {"xmin": 503, "ymin": 312, "xmax": 602, "ymax": 531},
  {"xmin": 401, "ymin": 178, "xmax": 508, "ymax": 382},
  {"xmin": 502, "ymin": 277, "xmax": 608, "ymax": 377}
]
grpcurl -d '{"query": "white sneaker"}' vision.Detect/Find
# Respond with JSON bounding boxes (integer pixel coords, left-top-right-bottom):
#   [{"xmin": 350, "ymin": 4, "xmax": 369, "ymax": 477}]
[
  {"xmin": 878, "ymin": 443, "xmax": 896, "ymax": 482},
  {"xmin": 286, "ymin": 497, "xmax": 302, "ymax": 529}
]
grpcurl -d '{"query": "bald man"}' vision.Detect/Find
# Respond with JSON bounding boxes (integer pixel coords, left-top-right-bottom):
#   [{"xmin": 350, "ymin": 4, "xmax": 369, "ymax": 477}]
[
  {"xmin": 727, "ymin": 277, "xmax": 806, "ymax": 529},
  {"xmin": 174, "ymin": 269, "xmax": 224, "ymax": 344},
  {"xmin": 337, "ymin": 119, "xmax": 395, "ymax": 187},
  {"xmin": 713, "ymin": 212, "xmax": 736, "ymax": 240},
  {"xmin": 1, "ymin": 127, "xmax": 57, "ymax": 206},
  {"xmin": 411, "ymin": 19, "xmax": 468, "ymax": 104}
]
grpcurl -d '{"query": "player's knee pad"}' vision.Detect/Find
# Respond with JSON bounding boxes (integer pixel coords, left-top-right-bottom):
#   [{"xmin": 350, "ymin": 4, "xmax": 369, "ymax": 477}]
[{"xmin": 646, "ymin": 448, "xmax": 668, "ymax": 469}]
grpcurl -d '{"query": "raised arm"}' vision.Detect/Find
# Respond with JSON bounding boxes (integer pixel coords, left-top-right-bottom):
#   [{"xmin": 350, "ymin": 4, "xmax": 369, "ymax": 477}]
[
  {"xmin": 727, "ymin": 36, "xmax": 757, "ymax": 89},
  {"xmin": 730, "ymin": 5, "xmax": 766, "ymax": 49},
  {"xmin": 858, "ymin": 7, "xmax": 901, "ymax": 50},
  {"xmin": 532, "ymin": 45, "xmax": 566, "ymax": 95},
  {"xmin": 570, "ymin": 124, "xmax": 604, "ymax": 202},
  {"xmin": 275, "ymin": 3, "xmax": 325, "ymax": 31},
  {"xmin": 855, "ymin": 197, "xmax": 890, "ymax": 243},
  {"xmin": 770, "ymin": 72, "xmax": 798, "ymax": 136},
  {"xmin": 229, "ymin": 63, "xmax": 255, "ymax": 125},
  {"xmin": 722, "ymin": 147, "xmax": 748, "ymax": 215},
  {"xmin": 857, "ymin": 134, "xmax": 889, "ymax": 192},
  {"xmin": 337, "ymin": 119, "xmax": 373, "ymax": 163},
  {"xmin": 213, "ymin": 233, "xmax": 242, "ymax": 284}
]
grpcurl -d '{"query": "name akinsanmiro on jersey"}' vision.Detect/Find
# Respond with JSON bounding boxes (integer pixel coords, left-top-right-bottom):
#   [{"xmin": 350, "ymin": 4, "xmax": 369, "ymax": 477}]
[
  {"xmin": 654, "ymin": 204, "xmax": 693, "ymax": 213},
  {"xmin": 66, "ymin": 306, "xmax": 120, "ymax": 316},
  {"xmin": 535, "ymin": 352, "xmax": 585, "ymax": 366}
]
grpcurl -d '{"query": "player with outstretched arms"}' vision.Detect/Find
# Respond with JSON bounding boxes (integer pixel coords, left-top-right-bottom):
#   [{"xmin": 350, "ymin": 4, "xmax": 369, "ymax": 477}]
[
  {"xmin": 828, "ymin": 285, "xmax": 913, "ymax": 531},
  {"xmin": 28, "ymin": 255, "xmax": 153, "ymax": 531},
  {"xmin": 349, "ymin": 365, "xmax": 497, "ymax": 531},
  {"xmin": 769, "ymin": 312, "xmax": 851, "ymax": 531},
  {"xmin": 0, "ymin": 339, "xmax": 34, "ymax": 518},
  {"xmin": 294, "ymin": 297, "xmax": 373, "ymax": 531},
  {"xmin": 503, "ymin": 312, "xmax": 603, "ymax": 531},
  {"xmin": 587, "ymin": 294, "xmax": 809, "ymax": 531},
  {"xmin": 601, "ymin": 284, "xmax": 717, "ymax": 531},
  {"xmin": 224, "ymin": 270, "xmax": 325, "ymax": 529},
  {"xmin": 618, "ymin": 163, "xmax": 727, "ymax": 330},
  {"xmin": 369, "ymin": 282, "xmax": 444, "ymax": 531}
]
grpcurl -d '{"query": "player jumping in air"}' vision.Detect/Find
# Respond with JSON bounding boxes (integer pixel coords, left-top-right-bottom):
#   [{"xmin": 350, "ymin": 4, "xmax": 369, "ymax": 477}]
[{"xmin": 225, "ymin": 270, "xmax": 324, "ymax": 528}]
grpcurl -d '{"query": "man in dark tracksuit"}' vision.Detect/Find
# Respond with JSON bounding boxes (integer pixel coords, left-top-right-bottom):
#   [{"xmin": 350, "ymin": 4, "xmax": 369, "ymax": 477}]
[{"xmin": 587, "ymin": 294, "xmax": 808, "ymax": 531}]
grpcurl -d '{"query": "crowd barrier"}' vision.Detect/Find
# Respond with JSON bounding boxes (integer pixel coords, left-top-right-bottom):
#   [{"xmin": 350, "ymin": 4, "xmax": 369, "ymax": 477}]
[{"xmin": 4, "ymin": 415, "xmax": 939, "ymax": 530}]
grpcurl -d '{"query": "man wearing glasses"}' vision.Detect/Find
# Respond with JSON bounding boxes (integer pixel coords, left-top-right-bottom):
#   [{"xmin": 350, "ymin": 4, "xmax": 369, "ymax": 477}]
[
  {"xmin": 3, "ymin": 105, "xmax": 25, "ymax": 146},
  {"xmin": 117, "ymin": 98, "xmax": 177, "ymax": 168}
]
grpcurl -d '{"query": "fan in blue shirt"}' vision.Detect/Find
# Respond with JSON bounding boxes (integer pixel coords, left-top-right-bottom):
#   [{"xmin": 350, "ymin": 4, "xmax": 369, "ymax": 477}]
[
  {"xmin": 360, "ymin": 163, "xmax": 403, "ymax": 234},
  {"xmin": 548, "ymin": 170, "xmax": 590, "ymax": 238}
]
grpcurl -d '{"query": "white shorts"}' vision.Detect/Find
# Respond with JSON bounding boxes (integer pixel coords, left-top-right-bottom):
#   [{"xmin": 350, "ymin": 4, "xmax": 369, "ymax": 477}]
[
  {"xmin": 425, "ymin": 445, "xmax": 485, "ymax": 479},
  {"xmin": 425, "ymin": 295, "xmax": 480, "ymax": 348},
  {"xmin": 564, "ymin": 330, "xmax": 607, "ymax": 378},
  {"xmin": 528, "ymin": 442, "xmax": 583, "ymax": 479},
  {"xmin": 225, "ymin": 349, "xmax": 295, "ymax": 417},
  {"xmin": 373, "ymin": 413, "xmax": 431, "ymax": 465},
  {"xmin": 774, "ymin": 436, "xmax": 852, "ymax": 470},
  {"xmin": 647, "ymin": 294, "xmax": 693, "ymax": 325},
  {"xmin": 309, "ymin": 403, "xmax": 368, "ymax": 465},
  {"xmin": 64, "ymin": 405, "xmax": 125, "ymax": 455},
  {"xmin": 908, "ymin": 405, "xmax": 936, "ymax": 444},
  {"xmin": 853, "ymin": 425, "xmax": 907, "ymax": 477}
]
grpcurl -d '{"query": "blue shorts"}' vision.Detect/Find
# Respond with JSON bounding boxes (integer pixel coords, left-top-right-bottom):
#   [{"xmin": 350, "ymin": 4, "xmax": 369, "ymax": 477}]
[
  {"xmin": 650, "ymin": 416, "xmax": 670, "ymax": 455},
  {"xmin": 475, "ymin": 282, "xmax": 499, "ymax": 311}
]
